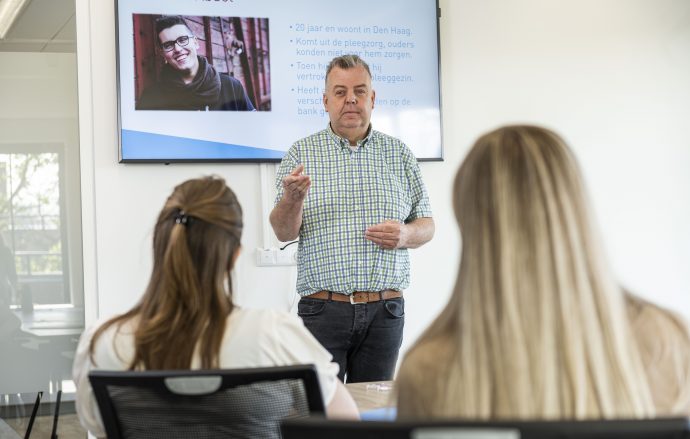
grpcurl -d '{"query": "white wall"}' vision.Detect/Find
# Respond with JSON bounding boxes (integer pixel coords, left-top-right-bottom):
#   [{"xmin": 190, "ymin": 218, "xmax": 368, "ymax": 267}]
[
  {"xmin": 76, "ymin": 0, "xmax": 690, "ymax": 359},
  {"xmin": 436, "ymin": 0, "xmax": 690, "ymax": 324}
]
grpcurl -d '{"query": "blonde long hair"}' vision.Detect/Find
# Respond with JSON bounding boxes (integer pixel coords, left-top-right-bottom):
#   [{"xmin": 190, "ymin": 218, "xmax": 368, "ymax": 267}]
[
  {"xmin": 627, "ymin": 294, "xmax": 690, "ymax": 414},
  {"xmin": 397, "ymin": 126, "xmax": 656, "ymax": 419},
  {"xmin": 90, "ymin": 176, "xmax": 243, "ymax": 370}
]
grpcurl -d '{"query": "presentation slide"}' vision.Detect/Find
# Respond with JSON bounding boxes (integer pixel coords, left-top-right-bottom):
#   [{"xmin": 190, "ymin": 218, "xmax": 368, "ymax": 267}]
[{"xmin": 116, "ymin": 0, "xmax": 442, "ymax": 162}]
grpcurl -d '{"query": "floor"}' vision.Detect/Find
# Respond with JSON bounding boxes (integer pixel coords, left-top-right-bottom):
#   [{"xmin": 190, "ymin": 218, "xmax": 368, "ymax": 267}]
[{"xmin": 3, "ymin": 413, "xmax": 86, "ymax": 438}]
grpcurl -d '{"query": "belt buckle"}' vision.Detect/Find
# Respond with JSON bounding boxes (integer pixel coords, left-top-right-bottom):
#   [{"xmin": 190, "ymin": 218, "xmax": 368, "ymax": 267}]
[{"xmin": 349, "ymin": 293, "xmax": 363, "ymax": 305}]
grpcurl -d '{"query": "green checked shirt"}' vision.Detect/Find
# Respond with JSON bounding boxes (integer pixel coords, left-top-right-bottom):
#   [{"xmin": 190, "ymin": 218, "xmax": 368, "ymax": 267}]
[{"xmin": 275, "ymin": 124, "xmax": 432, "ymax": 297}]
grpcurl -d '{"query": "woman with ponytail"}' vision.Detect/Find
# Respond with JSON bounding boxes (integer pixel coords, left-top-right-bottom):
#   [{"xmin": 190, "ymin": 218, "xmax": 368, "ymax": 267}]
[{"xmin": 73, "ymin": 177, "xmax": 358, "ymax": 437}]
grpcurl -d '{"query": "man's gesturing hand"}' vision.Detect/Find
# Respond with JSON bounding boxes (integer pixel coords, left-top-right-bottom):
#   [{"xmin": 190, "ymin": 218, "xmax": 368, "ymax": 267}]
[
  {"xmin": 365, "ymin": 220, "xmax": 408, "ymax": 250},
  {"xmin": 283, "ymin": 164, "xmax": 311, "ymax": 202}
]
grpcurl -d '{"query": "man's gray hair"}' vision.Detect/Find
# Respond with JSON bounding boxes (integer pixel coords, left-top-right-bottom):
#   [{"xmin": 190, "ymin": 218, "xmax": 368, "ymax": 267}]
[{"xmin": 325, "ymin": 54, "xmax": 371, "ymax": 88}]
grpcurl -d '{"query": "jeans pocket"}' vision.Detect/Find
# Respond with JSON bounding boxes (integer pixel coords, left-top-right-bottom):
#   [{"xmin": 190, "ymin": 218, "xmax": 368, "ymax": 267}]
[
  {"xmin": 297, "ymin": 299, "xmax": 327, "ymax": 317},
  {"xmin": 383, "ymin": 297, "xmax": 405, "ymax": 318}
]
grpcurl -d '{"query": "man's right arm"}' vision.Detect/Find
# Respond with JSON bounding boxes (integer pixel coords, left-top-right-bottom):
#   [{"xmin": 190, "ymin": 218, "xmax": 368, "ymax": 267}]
[{"xmin": 270, "ymin": 164, "xmax": 311, "ymax": 241}]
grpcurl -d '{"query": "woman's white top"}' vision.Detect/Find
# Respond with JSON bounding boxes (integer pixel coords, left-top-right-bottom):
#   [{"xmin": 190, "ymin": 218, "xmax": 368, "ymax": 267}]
[{"xmin": 72, "ymin": 308, "xmax": 339, "ymax": 437}]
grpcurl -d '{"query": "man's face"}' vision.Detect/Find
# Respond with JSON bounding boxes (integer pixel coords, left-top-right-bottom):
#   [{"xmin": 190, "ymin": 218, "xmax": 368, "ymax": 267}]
[
  {"xmin": 323, "ymin": 65, "xmax": 375, "ymax": 139},
  {"xmin": 158, "ymin": 24, "xmax": 199, "ymax": 73}
]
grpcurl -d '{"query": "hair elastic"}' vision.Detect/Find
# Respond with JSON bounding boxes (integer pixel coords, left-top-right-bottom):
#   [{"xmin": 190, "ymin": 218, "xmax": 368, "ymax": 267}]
[{"xmin": 174, "ymin": 210, "xmax": 190, "ymax": 226}]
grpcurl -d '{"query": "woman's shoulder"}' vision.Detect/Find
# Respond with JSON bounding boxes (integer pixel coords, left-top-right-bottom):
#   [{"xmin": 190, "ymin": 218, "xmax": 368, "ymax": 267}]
[
  {"xmin": 626, "ymin": 295, "xmax": 690, "ymax": 414},
  {"xmin": 396, "ymin": 335, "xmax": 454, "ymax": 418},
  {"xmin": 397, "ymin": 336, "xmax": 454, "ymax": 391},
  {"xmin": 220, "ymin": 307, "xmax": 334, "ymax": 370},
  {"xmin": 89, "ymin": 317, "xmax": 138, "ymax": 367},
  {"xmin": 73, "ymin": 316, "xmax": 137, "ymax": 378},
  {"xmin": 224, "ymin": 308, "xmax": 308, "ymax": 347},
  {"xmin": 403, "ymin": 336, "xmax": 454, "ymax": 370},
  {"xmin": 227, "ymin": 307, "xmax": 301, "ymax": 329},
  {"xmin": 627, "ymin": 295, "xmax": 690, "ymax": 346}
]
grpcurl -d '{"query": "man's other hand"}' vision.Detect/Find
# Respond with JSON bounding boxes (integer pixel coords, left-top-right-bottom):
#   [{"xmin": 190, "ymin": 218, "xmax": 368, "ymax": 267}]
[{"xmin": 365, "ymin": 220, "xmax": 407, "ymax": 250}]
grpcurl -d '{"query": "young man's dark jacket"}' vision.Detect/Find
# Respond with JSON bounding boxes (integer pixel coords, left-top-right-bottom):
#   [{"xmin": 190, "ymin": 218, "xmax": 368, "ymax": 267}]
[{"xmin": 137, "ymin": 56, "xmax": 255, "ymax": 111}]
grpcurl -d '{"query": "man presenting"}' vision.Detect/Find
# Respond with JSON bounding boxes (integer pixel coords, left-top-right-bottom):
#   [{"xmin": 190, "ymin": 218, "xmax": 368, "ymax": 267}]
[
  {"xmin": 137, "ymin": 16, "xmax": 255, "ymax": 111},
  {"xmin": 270, "ymin": 55, "xmax": 434, "ymax": 382}
]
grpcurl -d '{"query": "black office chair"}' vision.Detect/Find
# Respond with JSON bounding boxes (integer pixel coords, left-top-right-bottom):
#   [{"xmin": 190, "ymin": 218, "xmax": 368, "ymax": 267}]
[
  {"xmin": 281, "ymin": 417, "xmax": 690, "ymax": 439},
  {"xmin": 89, "ymin": 364, "xmax": 324, "ymax": 439}
]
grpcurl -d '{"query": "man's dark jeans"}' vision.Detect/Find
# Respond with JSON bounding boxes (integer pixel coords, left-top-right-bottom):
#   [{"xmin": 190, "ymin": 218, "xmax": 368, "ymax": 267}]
[{"xmin": 297, "ymin": 296, "xmax": 405, "ymax": 383}]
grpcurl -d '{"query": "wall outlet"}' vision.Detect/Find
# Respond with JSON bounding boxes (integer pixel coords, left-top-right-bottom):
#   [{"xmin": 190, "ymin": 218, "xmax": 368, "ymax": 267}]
[
  {"xmin": 255, "ymin": 246, "xmax": 297, "ymax": 266},
  {"xmin": 276, "ymin": 247, "xmax": 297, "ymax": 265},
  {"xmin": 255, "ymin": 248, "xmax": 276, "ymax": 266}
]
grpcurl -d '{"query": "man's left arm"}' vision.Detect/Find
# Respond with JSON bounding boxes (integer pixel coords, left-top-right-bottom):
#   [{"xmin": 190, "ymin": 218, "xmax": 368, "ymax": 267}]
[{"xmin": 365, "ymin": 217, "xmax": 435, "ymax": 250}]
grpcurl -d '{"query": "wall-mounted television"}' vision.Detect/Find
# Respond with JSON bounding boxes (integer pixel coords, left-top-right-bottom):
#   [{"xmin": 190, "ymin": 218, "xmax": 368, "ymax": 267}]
[{"xmin": 116, "ymin": 0, "xmax": 442, "ymax": 163}]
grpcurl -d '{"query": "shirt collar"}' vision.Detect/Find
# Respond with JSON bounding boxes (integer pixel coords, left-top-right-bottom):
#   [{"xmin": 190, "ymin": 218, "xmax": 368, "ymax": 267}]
[{"xmin": 327, "ymin": 123, "xmax": 373, "ymax": 151}]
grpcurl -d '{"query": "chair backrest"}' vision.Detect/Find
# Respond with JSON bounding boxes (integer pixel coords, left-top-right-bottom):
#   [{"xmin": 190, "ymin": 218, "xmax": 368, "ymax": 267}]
[
  {"xmin": 89, "ymin": 364, "xmax": 324, "ymax": 439},
  {"xmin": 281, "ymin": 417, "xmax": 690, "ymax": 439}
]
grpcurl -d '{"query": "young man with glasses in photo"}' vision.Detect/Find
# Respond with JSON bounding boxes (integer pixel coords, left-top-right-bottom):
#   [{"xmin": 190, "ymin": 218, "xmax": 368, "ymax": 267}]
[{"xmin": 137, "ymin": 15, "xmax": 255, "ymax": 111}]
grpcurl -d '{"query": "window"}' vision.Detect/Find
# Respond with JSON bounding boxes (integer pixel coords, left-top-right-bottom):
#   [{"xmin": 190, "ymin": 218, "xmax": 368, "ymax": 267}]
[
  {"xmin": 1, "ymin": 149, "xmax": 74, "ymax": 307},
  {"xmin": 0, "ymin": 50, "xmax": 83, "ymax": 432}
]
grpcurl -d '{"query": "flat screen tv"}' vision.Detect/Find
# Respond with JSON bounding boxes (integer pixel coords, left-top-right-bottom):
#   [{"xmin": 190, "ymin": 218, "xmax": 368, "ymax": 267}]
[{"xmin": 116, "ymin": 0, "xmax": 442, "ymax": 163}]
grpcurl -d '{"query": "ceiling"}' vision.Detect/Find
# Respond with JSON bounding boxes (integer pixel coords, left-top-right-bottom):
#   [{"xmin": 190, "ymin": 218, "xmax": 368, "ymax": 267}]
[{"xmin": 0, "ymin": 0, "xmax": 76, "ymax": 52}]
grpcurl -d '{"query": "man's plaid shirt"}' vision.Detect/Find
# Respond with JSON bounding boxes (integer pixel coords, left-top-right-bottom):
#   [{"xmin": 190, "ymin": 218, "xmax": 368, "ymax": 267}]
[{"xmin": 275, "ymin": 124, "xmax": 433, "ymax": 297}]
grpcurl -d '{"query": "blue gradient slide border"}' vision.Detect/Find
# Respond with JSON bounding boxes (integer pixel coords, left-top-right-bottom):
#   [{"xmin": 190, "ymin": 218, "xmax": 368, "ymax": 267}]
[{"xmin": 121, "ymin": 129, "xmax": 285, "ymax": 161}]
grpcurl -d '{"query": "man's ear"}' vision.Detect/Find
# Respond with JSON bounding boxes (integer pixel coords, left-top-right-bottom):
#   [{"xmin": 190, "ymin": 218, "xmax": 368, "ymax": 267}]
[
  {"xmin": 371, "ymin": 89, "xmax": 376, "ymax": 109},
  {"xmin": 323, "ymin": 93, "xmax": 329, "ymax": 112}
]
